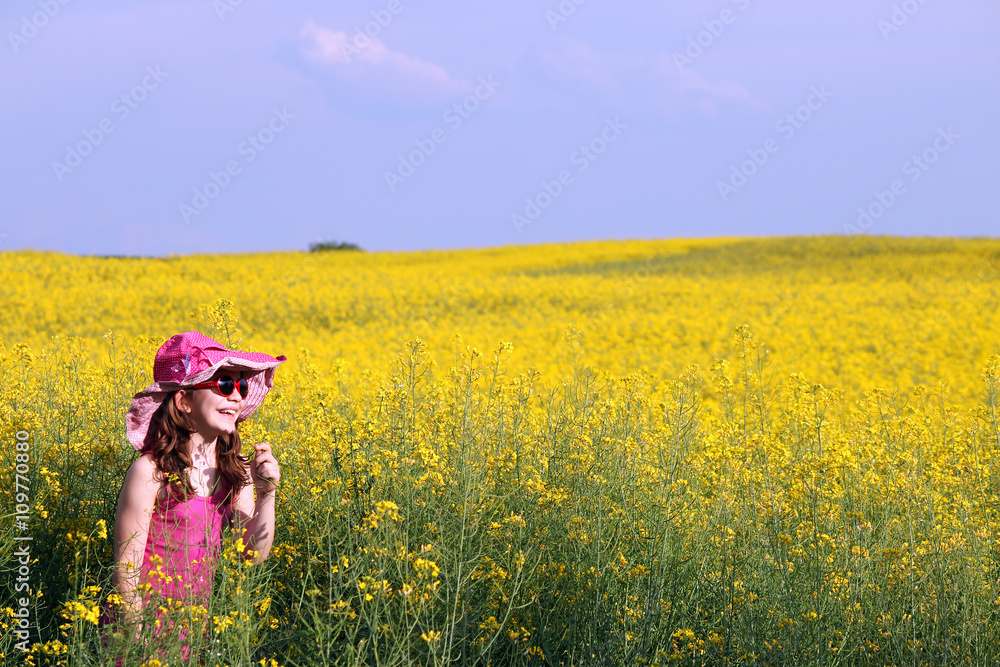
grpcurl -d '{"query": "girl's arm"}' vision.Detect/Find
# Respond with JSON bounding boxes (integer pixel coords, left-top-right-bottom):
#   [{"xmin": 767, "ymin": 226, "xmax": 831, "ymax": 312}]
[
  {"xmin": 112, "ymin": 453, "xmax": 159, "ymax": 625},
  {"xmin": 232, "ymin": 442, "xmax": 280, "ymax": 564}
]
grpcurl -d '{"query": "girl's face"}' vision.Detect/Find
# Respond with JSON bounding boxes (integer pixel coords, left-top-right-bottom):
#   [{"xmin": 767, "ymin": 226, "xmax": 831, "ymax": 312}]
[{"xmin": 176, "ymin": 369, "xmax": 247, "ymax": 440}]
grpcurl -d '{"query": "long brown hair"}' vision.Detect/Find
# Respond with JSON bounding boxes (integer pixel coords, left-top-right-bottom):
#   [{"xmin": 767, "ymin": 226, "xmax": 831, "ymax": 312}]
[{"xmin": 142, "ymin": 391, "xmax": 250, "ymax": 502}]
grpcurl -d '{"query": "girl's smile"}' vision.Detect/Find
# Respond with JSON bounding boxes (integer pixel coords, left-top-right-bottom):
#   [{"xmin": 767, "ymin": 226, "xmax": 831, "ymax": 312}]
[{"xmin": 183, "ymin": 371, "xmax": 247, "ymax": 437}]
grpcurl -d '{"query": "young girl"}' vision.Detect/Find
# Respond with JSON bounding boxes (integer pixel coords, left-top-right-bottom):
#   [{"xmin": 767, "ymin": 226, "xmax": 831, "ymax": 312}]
[{"xmin": 109, "ymin": 331, "xmax": 286, "ymax": 656}]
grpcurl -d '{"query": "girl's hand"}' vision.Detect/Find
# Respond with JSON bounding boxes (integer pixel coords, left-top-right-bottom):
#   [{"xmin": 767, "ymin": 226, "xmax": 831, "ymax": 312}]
[{"xmin": 250, "ymin": 442, "xmax": 281, "ymax": 494}]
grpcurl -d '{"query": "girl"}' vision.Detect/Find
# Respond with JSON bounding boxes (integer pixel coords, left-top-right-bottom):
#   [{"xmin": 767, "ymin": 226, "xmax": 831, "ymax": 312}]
[{"xmin": 109, "ymin": 331, "xmax": 286, "ymax": 657}]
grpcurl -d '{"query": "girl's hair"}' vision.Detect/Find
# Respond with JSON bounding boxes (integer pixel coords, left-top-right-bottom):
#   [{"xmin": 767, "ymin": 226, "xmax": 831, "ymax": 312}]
[{"xmin": 142, "ymin": 390, "xmax": 250, "ymax": 502}]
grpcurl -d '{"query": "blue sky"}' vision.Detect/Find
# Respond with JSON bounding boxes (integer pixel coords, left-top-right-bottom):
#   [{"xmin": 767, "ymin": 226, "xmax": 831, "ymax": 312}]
[{"xmin": 1, "ymin": 0, "xmax": 997, "ymax": 255}]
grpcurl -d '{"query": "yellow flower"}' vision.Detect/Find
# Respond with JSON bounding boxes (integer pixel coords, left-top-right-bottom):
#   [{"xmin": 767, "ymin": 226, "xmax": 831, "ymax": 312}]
[{"xmin": 4, "ymin": 238, "xmax": 1000, "ymax": 664}]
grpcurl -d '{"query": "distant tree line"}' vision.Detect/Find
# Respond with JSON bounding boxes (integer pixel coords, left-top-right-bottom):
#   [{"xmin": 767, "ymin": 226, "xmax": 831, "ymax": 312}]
[{"xmin": 309, "ymin": 241, "xmax": 362, "ymax": 252}]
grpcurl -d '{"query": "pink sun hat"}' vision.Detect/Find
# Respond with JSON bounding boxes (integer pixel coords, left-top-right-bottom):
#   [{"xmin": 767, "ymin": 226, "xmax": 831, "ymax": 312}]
[{"xmin": 126, "ymin": 331, "xmax": 286, "ymax": 450}]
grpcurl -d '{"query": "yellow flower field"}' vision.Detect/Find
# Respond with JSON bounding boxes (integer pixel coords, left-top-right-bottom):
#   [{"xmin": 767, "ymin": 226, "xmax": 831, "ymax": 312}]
[{"xmin": 1, "ymin": 236, "xmax": 999, "ymax": 665}]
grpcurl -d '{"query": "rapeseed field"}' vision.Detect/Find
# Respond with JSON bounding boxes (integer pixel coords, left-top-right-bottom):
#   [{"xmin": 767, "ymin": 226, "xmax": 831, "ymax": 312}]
[{"xmin": 2, "ymin": 236, "xmax": 999, "ymax": 665}]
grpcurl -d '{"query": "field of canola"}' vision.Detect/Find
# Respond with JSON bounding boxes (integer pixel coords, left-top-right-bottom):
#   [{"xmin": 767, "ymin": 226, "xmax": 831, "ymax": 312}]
[{"xmin": 1, "ymin": 235, "xmax": 1000, "ymax": 665}]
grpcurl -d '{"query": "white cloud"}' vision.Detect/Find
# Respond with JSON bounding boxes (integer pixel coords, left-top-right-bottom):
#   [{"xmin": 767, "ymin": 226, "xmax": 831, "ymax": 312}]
[
  {"xmin": 538, "ymin": 38, "xmax": 618, "ymax": 93},
  {"xmin": 534, "ymin": 38, "xmax": 768, "ymax": 115},
  {"xmin": 299, "ymin": 20, "xmax": 463, "ymax": 92},
  {"xmin": 655, "ymin": 54, "xmax": 769, "ymax": 113}
]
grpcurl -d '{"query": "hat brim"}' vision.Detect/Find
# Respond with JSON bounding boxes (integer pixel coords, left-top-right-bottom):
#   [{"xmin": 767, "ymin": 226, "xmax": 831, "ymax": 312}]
[{"xmin": 126, "ymin": 355, "xmax": 285, "ymax": 451}]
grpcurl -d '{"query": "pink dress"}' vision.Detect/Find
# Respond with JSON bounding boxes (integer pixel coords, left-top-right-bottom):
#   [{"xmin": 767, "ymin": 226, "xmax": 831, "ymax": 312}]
[
  {"xmin": 138, "ymin": 482, "xmax": 234, "ymax": 658},
  {"xmin": 101, "ymin": 482, "xmax": 235, "ymax": 661},
  {"xmin": 141, "ymin": 481, "xmax": 234, "ymax": 603}
]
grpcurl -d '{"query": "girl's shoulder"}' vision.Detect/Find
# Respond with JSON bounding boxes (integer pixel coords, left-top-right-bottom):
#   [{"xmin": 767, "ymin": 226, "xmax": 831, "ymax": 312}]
[
  {"xmin": 119, "ymin": 452, "xmax": 163, "ymax": 512},
  {"xmin": 125, "ymin": 452, "xmax": 159, "ymax": 485}
]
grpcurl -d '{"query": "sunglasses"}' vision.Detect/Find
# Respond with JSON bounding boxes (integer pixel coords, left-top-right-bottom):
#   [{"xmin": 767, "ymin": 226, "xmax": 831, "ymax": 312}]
[{"xmin": 189, "ymin": 375, "xmax": 249, "ymax": 399}]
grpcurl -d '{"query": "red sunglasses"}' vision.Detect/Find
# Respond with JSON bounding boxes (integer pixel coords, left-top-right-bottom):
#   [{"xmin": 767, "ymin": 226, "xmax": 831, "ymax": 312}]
[{"xmin": 189, "ymin": 375, "xmax": 249, "ymax": 399}]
